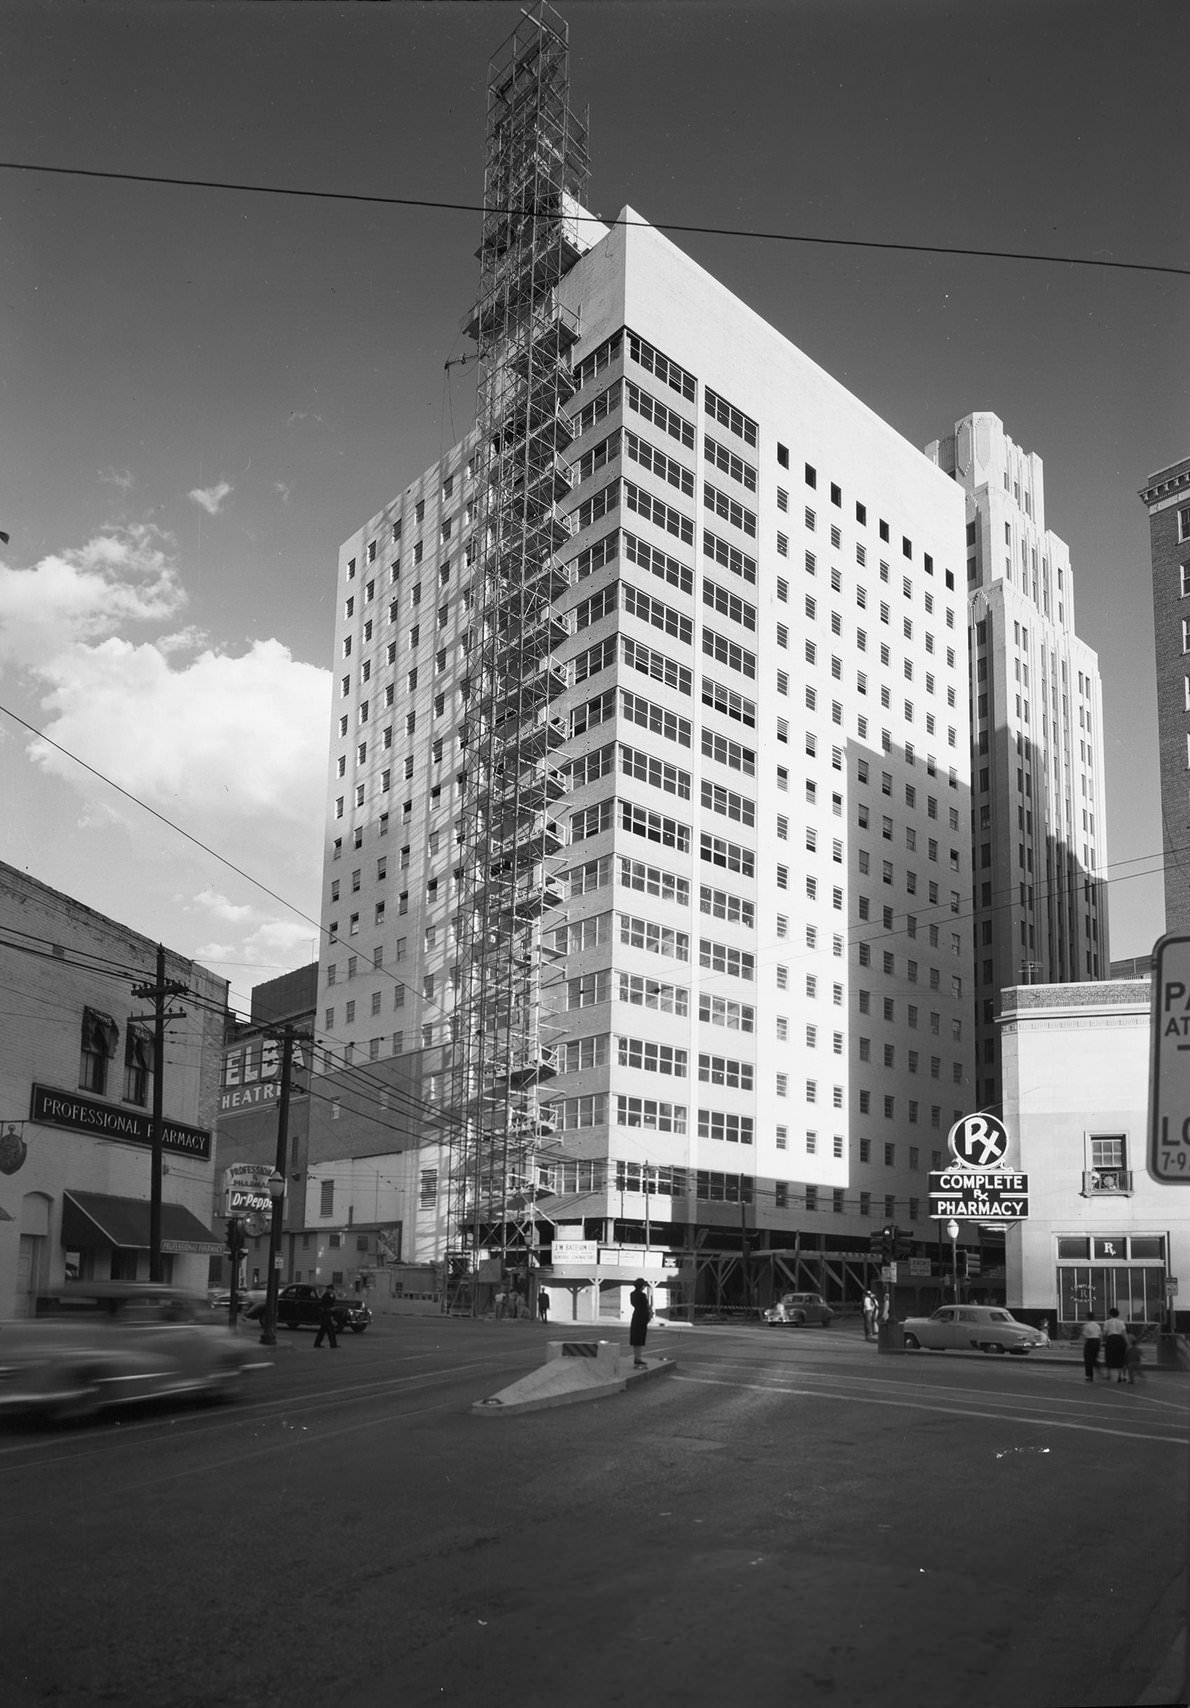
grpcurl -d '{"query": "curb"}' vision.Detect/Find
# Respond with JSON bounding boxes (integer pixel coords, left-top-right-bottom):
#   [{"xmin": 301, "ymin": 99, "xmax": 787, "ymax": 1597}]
[{"xmin": 471, "ymin": 1355, "xmax": 676, "ymax": 1417}]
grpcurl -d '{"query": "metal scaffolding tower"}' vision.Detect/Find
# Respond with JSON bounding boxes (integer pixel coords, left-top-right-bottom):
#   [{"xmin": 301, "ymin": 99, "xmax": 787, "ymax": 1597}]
[{"xmin": 444, "ymin": 3, "xmax": 590, "ymax": 1311}]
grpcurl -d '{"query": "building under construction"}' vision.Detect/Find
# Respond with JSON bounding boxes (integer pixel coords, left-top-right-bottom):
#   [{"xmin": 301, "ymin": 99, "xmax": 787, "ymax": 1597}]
[
  {"xmin": 319, "ymin": 2, "xmax": 993, "ymax": 1319},
  {"xmin": 444, "ymin": 6, "xmax": 593, "ymax": 1308}
]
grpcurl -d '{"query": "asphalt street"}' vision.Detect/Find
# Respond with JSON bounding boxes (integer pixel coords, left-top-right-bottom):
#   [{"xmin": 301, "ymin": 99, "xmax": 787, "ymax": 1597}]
[{"xmin": 0, "ymin": 1315, "xmax": 1185, "ymax": 1708}]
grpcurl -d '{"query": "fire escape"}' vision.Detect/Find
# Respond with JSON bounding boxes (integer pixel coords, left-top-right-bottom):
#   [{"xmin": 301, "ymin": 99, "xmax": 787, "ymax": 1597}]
[{"xmin": 444, "ymin": 4, "xmax": 590, "ymax": 1309}]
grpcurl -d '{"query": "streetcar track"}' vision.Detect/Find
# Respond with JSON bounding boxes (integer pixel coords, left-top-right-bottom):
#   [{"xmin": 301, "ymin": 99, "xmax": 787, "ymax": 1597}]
[
  {"xmin": 0, "ymin": 1351, "xmax": 528, "ymax": 1474},
  {"xmin": 671, "ymin": 1371, "xmax": 1188, "ymax": 1445}
]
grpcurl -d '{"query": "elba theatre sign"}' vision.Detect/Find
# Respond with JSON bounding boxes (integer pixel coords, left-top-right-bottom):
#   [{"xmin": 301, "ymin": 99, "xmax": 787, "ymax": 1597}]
[{"xmin": 928, "ymin": 1112, "xmax": 1029, "ymax": 1222}]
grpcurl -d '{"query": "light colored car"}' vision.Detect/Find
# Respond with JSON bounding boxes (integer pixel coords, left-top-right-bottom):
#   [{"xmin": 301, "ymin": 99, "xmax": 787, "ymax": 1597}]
[
  {"xmin": 0, "ymin": 1283, "xmax": 259, "ymax": 1422},
  {"xmin": 902, "ymin": 1304, "xmax": 1046, "ymax": 1355},
  {"xmin": 763, "ymin": 1292, "xmax": 834, "ymax": 1327}
]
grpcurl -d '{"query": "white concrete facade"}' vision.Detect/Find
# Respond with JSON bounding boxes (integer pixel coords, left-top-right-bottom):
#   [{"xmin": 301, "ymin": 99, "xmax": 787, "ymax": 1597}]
[
  {"xmin": 0, "ymin": 863, "xmax": 227, "ymax": 1315},
  {"xmin": 1000, "ymin": 980, "xmax": 1185, "ymax": 1327},
  {"xmin": 318, "ymin": 210, "xmax": 977, "ymax": 1288}
]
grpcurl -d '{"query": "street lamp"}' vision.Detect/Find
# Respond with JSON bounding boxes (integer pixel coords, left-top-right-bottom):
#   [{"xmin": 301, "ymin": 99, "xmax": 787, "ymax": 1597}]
[
  {"xmin": 258, "ymin": 1170, "xmax": 286, "ymax": 1347},
  {"xmin": 947, "ymin": 1217, "xmax": 961, "ymax": 1303}
]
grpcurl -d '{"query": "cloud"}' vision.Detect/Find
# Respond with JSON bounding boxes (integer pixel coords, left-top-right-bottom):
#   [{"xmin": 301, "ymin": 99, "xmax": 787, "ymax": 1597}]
[
  {"xmin": 28, "ymin": 635, "xmax": 331, "ymax": 837},
  {"xmin": 194, "ymin": 888, "xmax": 256, "ymax": 925},
  {"xmin": 2, "ymin": 521, "xmax": 331, "ymax": 1001},
  {"xmin": 99, "ymin": 468, "xmax": 135, "ymax": 494},
  {"xmin": 188, "ymin": 480, "xmax": 232, "ymax": 515},
  {"xmin": 0, "ymin": 525, "xmax": 184, "ymax": 672},
  {"xmin": 273, "ymin": 481, "xmax": 291, "ymax": 504}
]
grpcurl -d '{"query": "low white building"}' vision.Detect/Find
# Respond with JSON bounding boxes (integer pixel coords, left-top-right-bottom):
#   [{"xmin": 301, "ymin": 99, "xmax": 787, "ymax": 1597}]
[
  {"xmin": 999, "ymin": 979, "xmax": 1186, "ymax": 1330},
  {"xmin": 0, "ymin": 863, "xmax": 227, "ymax": 1314}
]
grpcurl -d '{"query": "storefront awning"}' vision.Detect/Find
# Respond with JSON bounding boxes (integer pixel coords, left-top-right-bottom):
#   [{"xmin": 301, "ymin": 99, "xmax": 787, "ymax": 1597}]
[{"xmin": 62, "ymin": 1191, "xmax": 224, "ymax": 1255}]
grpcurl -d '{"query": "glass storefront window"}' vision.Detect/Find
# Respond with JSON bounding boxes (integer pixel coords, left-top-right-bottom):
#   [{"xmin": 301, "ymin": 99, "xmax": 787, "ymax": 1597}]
[{"xmin": 1058, "ymin": 1265, "xmax": 1166, "ymax": 1323}]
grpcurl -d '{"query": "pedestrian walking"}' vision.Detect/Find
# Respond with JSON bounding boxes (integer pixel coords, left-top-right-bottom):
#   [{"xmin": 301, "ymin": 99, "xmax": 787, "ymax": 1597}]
[
  {"xmin": 862, "ymin": 1289, "xmax": 879, "ymax": 1341},
  {"xmin": 1080, "ymin": 1310, "xmax": 1102, "ymax": 1382},
  {"xmin": 313, "ymin": 1285, "xmax": 339, "ymax": 1349},
  {"xmin": 1125, "ymin": 1332, "xmax": 1145, "ymax": 1385},
  {"xmin": 537, "ymin": 1287, "xmax": 550, "ymax": 1322},
  {"xmin": 628, "ymin": 1277, "xmax": 652, "ymax": 1369},
  {"xmin": 1103, "ymin": 1307, "xmax": 1129, "ymax": 1383}
]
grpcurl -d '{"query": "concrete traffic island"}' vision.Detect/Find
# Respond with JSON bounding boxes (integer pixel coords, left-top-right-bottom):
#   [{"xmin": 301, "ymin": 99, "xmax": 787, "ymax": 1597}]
[{"xmin": 471, "ymin": 1338, "xmax": 675, "ymax": 1416}]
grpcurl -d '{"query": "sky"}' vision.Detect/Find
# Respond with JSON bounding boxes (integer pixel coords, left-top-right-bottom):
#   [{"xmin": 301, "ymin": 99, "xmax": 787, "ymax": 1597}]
[{"xmin": 1, "ymin": 0, "xmax": 1186, "ymax": 1014}]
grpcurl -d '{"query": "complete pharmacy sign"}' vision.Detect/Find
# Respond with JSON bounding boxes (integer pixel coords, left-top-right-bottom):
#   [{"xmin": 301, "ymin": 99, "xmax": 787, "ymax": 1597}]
[{"xmin": 928, "ymin": 1112, "xmax": 1029, "ymax": 1221}]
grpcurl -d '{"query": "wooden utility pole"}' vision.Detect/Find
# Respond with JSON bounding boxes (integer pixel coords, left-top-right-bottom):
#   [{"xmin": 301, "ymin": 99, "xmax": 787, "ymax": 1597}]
[
  {"xmin": 130, "ymin": 945, "xmax": 188, "ymax": 1282},
  {"xmin": 259, "ymin": 1025, "xmax": 309, "ymax": 1346}
]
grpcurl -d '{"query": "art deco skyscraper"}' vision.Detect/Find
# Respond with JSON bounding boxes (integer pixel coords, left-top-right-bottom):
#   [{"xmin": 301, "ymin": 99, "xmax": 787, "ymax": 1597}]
[
  {"xmin": 1139, "ymin": 454, "xmax": 1190, "ymax": 938},
  {"xmin": 928, "ymin": 413, "xmax": 1109, "ymax": 1112}
]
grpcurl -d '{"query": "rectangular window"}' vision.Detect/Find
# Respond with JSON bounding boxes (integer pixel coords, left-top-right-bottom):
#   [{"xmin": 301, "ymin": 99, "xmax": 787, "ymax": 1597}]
[
  {"xmin": 702, "ymin": 628, "xmax": 756, "ymax": 680},
  {"xmin": 701, "ymin": 727, "xmax": 755, "ymax": 776},
  {"xmin": 698, "ymin": 1109, "xmax": 755, "ymax": 1145},
  {"xmin": 701, "ymin": 778, "xmax": 755, "ymax": 827},
  {"xmin": 704, "ymin": 481, "xmax": 757, "ymax": 539},
  {"xmin": 699, "ymin": 884, "xmax": 755, "ymax": 928},
  {"xmin": 704, "ymin": 433, "xmax": 757, "ymax": 491},
  {"xmin": 699, "ymin": 938, "xmax": 755, "ymax": 981},
  {"xmin": 621, "ymin": 799, "xmax": 691, "ymax": 852},
  {"xmin": 703, "ymin": 578, "xmax": 757, "ymax": 631},
  {"xmin": 617, "ymin": 972, "xmax": 689, "ymax": 1015},
  {"xmin": 620, "ymin": 742, "xmax": 691, "ymax": 799},
  {"xmin": 624, "ymin": 427, "xmax": 695, "ymax": 497},
  {"xmin": 698, "ymin": 994, "xmax": 755, "ymax": 1031},
  {"xmin": 625, "ymin": 377, "xmax": 695, "ymax": 449},
  {"xmin": 617, "ymin": 1095, "xmax": 687, "ymax": 1134},
  {"xmin": 624, "ymin": 581, "xmax": 693, "ymax": 644},
  {"xmin": 620, "ymin": 688, "xmax": 692, "ymax": 747},
  {"xmin": 702, "ymin": 676, "xmax": 757, "ymax": 728},
  {"xmin": 703, "ymin": 530, "xmax": 757, "ymax": 585},
  {"xmin": 623, "ymin": 528, "xmax": 693, "ymax": 595},
  {"xmin": 624, "ymin": 477, "xmax": 694, "ymax": 545},
  {"xmin": 700, "ymin": 831, "xmax": 755, "ymax": 878},
  {"xmin": 619, "ymin": 912, "xmax": 690, "ymax": 962},
  {"xmin": 618, "ymin": 1036, "xmax": 687, "ymax": 1077},
  {"xmin": 622, "ymin": 634, "xmax": 693, "ymax": 695},
  {"xmin": 627, "ymin": 328, "xmax": 696, "ymax": 401},
  {"xmin": 620, "ymin": 856, "xmax": 689, "ymax": 906},
  {"xmin": 704, "ymin": 388, "xmax": 758, "ymax": 447}
]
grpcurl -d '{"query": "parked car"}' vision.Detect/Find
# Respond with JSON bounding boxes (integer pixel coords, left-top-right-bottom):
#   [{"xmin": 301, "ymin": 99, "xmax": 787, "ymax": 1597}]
[
  {"xmin": 0, "ymin": 1283, "xmax": 257, "ymax": 1423},
  {"xmin": 901, "ymin": 1304, "xmax": 1046, "ymax": 1355},
  {"xmin": 763, "ymin": 1292, "xmax": 834, "ymax": 1327},
  {"xmin": 244, "ymin": 1284, "xmax": 372, "ymax": 1334}
]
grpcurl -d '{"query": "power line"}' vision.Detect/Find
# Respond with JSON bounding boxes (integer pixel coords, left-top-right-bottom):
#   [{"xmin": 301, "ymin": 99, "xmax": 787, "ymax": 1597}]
[{"xmin": 3, "ymin": 158, "xmax": 1187, "ymax": 281}]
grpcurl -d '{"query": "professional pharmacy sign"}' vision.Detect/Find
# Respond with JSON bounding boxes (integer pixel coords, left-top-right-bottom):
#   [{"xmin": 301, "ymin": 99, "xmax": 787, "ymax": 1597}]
[{"xmin": 928, "ymin": 1112, "xmax": 1029, "ymax": 1221}]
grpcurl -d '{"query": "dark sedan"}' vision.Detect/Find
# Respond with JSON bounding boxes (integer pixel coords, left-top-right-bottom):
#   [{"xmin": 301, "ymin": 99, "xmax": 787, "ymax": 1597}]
[{"xmin": 246, "ymin": 1285, "xmax": 372, "ymax": 1334}]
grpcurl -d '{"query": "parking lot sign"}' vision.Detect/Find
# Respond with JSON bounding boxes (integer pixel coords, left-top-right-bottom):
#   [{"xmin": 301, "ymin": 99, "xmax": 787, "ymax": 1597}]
[{"xmin": 1148, "ymin": 933, "xmax": 1190, "ymax": 1184}]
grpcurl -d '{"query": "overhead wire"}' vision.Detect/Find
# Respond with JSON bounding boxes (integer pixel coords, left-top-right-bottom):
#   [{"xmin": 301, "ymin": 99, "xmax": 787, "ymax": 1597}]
[
  {"xmin": 0, "ymin": 150, "xmax": 1175, "ymax": 1175},
  {"xmin": 2, "ymin": 159, "xmax": 1187, "ymax": 280}
]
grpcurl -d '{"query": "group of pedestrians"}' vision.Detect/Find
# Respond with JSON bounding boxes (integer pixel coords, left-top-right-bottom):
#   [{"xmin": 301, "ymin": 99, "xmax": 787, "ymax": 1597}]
[{"xmin": 1081, "ymin": 1307, "xmax": 1143, "ymax": 1383}]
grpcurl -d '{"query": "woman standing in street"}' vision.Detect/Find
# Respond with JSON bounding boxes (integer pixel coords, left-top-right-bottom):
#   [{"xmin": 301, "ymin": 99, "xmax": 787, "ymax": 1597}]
[
  {"xmin": 1103, "ymin": 1307, "xmax": 1129, "ymax": 1383},
  {"xmin": 628, "ymin": 1278, "xmax": 652, "ymax": 1369},
  {"xmin": 1081, "ymin": 1310, "xmax": 1103, "ymax": 1382}
]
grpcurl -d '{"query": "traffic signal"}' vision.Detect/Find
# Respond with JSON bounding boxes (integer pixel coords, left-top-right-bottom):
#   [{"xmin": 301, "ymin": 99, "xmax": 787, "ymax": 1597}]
[
  {"xmin": 870, "ymin": 1224, "xmax": 899, "ymax": 1260},
  {"xmin": 894, "ymin": 1232, "xmax": 914, "ymax": 1261},
  {"xmin": 226, "ymin": 1216, "xmax": 245, "ymax": 1260}
]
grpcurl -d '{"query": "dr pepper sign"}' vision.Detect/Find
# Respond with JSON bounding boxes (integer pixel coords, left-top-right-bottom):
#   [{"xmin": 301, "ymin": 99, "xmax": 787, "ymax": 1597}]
[{"xmin": 1148, "ymin": 933, "xmax": 1190, "ymax": 1184}]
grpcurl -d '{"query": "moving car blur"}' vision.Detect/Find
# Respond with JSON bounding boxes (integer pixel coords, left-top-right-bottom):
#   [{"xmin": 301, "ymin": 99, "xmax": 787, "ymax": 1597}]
[{"xmin": 0, "ymin": 1283, "xmax": 259, "ymax": 1423}]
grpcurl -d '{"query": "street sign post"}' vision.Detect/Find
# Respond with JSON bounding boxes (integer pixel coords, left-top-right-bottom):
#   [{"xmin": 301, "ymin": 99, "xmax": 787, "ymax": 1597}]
[{"xmin": 1148, "ymin": 933, "xmax": 1190, "ymax": 1184}]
